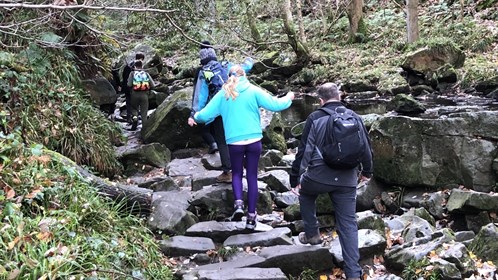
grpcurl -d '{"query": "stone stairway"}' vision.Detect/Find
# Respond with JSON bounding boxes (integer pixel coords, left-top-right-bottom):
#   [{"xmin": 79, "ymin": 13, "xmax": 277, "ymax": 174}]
[{"xmin": 160, "ymin": 221, "xmax": 338, "ymax": 280}]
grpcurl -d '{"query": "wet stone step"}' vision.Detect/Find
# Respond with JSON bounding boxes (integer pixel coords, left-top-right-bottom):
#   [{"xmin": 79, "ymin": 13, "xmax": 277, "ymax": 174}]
[{"xmin": 183, "ymin": 267, "xmax": 287, "ymax": 280}]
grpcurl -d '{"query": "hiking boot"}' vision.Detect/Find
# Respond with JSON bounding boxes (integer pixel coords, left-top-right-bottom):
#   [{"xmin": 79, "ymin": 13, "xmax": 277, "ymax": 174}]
[
  {"xmin": 216, "ymin": 171, "xmax": 232, "ymax": 183},
  {"xmin": 246, "ymin": 212, "xmax": 257, "ymax": 230},
  {"xmin": 298, "ymin": 232, "xmax": 322, "ymax": 245},
  {"xmin": 131, "ymin": 116, "xmax": 138, "ymax": 131},
  {"xmin": 208, "ymin": 142, "xmax": 218, "ymax": 154},
  {"xmin": 230, "ymin": 200, "xmax": 244, "ymax": 221}
]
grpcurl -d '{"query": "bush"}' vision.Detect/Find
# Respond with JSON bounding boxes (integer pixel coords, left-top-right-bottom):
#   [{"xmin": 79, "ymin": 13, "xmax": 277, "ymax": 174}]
[
  {"xmin": 0, "ymin": 46, "xmax": 122, "ymax": 177},
  {"xmin": 0, "ymin": 131, "xmax": 172, "ymax": 279}
]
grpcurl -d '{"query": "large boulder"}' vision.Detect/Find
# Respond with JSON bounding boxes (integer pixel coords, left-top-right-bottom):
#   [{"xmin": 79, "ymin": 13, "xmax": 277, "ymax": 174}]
[
  {"xmin": 370, "ymin": 111, "xmax": 498, "ymax": 191},
  {"xmin": 81, "ymin": 77, "xmax": 117, "ymax": 106},
  {"xmin": 469, "ymin": 223, "xmax": 498, "ymax": 265},
  {"xmin": 261, "ymin": 110, "xmax": 288, "ymax": 153},
  {"xmin": 447, "ymin": 189, "xmax": 498, "ymax": 213},
  {"xmin": 116, "ymin": 142, "xmax": 171, "ymax": 172},
  {"xmin": 401, "ymin": 43, "xmax": 465, "ymax": 75},
  {"xmin": 141, "ymin": 87, "xmax": 204, "ymax": 150},
  {"xmin": 386, "ymin": 93, "xmax": 426, "ymax": 115}
]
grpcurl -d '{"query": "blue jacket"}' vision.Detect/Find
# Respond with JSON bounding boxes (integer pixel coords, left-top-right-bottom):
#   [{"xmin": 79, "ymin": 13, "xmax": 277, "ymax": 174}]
[
  {"xmin": 194, "ymin": 77, "xmax": 293, "ymax": 144},
  {"xmin": 190, "ymin": 58, "xmax": 254, "ymax": 120}
]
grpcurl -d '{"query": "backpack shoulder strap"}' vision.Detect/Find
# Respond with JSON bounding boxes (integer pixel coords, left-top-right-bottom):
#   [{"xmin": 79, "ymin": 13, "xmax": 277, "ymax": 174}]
[{"xmin": 319, "ymin": 107, "xmax": 335, "ymax": 116}]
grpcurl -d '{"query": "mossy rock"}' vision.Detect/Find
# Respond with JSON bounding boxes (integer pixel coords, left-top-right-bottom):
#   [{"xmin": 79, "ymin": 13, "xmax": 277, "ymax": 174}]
[
  {"xmin": 259, "ymin": 80, "xmax": 279, "ymax": 94},
  {"xmin": 469, "ymin": 223, "xmax": 498, "ymax": 264},
  {"xmin": 386, "ymin": 93, "xmax": 426, "ymax": 114},
  {"xmin": 262, "ymin": 112, "xmax": 288, "ymax": 153},
  {"xmin": 402, "ymin": 40, "xmax": 465, "ymax": 74}
]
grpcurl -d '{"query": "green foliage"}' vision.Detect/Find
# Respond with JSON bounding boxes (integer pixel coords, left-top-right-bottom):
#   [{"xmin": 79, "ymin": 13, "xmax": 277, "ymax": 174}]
[
  {"xmin": 402, "ymin": 258, "xmax": 440, "ymax": 280},
  {"xmin": 288, "ymin": 268, "xmax": 319, "ymax": 280},
  {"xmin": 405, "ymin": 36, "xmax": 461, "ymax": 55},
  {"xmin": 419, "ymin": 6, "xmax": 496, "ymax": 53},
  {"xmin": 0, "ymin": 45, "xmax": 122, "ymax": 177},
  {"xmin": 216, "ymin": 246, "xmax": 239, "ymax": 259},
  {"xmin": 0, "ymin": 132, "xmax": 172, "ymax": 279}
]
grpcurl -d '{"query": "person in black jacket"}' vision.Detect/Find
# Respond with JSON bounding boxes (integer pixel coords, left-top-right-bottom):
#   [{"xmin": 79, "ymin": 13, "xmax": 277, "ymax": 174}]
[
  {"xmin": 289, "ymin": 82, "xmax": 372, "ymax": 280},
  {"xmin": 121, "ymin": 52, "xmax": 145, "ymax": 124}
]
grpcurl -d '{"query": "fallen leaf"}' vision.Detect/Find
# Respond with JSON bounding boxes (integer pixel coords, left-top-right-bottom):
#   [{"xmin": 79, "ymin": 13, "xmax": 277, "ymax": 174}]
[
  {"xmin": 7, "ymin": 236, "xmax": 20, "ymax": 250},
  {"xmin": 36, "ymin": 232, "xmax": 53, "ymax": 241},
  {"xmin": 5, "ymin": 186, "xmax": 15, "ymax": 199},
  {"xmin": 7, "ymin": 268, "xmax": 20, "ymax": 280},
  {"xmin": 26, "ymin": 187, "xmax": 44, "ymax": 199}
]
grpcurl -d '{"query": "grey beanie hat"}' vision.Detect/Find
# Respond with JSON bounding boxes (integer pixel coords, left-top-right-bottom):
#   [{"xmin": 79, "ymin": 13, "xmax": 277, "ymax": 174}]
[{"xmin": 199, "ymin": 47, "xmax": 217, "ymax": 65}]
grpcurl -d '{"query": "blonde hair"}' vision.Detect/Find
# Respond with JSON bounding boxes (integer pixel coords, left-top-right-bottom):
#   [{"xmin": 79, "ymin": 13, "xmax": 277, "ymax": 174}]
[{"xmin": 223, "ymin": 65, "xmax": 246, "ymax": 100}]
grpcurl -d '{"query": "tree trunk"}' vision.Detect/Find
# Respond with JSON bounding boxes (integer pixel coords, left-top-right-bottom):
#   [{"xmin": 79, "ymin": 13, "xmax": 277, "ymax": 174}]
[
  {"xmin": 244, "ymin": 0, "xmax": 265, "ymax": 49},
  {"xmin": 406, "ymin": 0, "xmax": 419, "ymax": 43},
  {"xmin": 296, "ymin": 0, "xmax": 307, "ymax": 43},
  {"xmin": 282, "ymin": 0, "xmax": 310, "ymax": 64},
  {"xmin": 347, "ymin": 0, "xmax": 364, "ymax": 43},
  {"xmin": 51, "ymin": 150, "xmax": 153, "ymax": 214}
]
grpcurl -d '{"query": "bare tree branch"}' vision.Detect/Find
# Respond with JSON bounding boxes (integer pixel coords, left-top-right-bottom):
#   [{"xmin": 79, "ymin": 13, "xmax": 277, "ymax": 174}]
[{"xmin": 0, "ymin": 3, "xmax": 176, "ymax": 13}]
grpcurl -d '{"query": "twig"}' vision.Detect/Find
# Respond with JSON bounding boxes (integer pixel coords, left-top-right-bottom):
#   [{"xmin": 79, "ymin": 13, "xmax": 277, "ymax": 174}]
[{"xmin": 0, "ymin": 3, "xmax": 176, "ymax": 13}]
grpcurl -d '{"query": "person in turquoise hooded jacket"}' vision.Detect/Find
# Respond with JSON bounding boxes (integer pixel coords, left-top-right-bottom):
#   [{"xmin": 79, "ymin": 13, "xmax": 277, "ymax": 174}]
[
  {"xmin": 194, "ymin": 64, "xmax": 295, "ymax": 229},
  {"xmin": 188, "ymin": 41, "xmax": 254, "ymax": 183}
]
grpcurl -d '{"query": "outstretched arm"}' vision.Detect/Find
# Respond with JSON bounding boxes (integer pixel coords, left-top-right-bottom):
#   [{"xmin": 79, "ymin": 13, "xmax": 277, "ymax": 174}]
[
  {"xmin": 194, "ymin": 90, "xmax": 221, "ymax": 124},
  {"xmin": 255, "ymin": 86, "xmax": 294, "ymax": 111}
]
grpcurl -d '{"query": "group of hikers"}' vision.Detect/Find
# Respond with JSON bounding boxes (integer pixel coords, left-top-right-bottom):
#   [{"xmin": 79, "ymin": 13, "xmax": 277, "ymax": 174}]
[{"xmin": 115, "ymin": 41, "xmax": 373, "ymax": 280}]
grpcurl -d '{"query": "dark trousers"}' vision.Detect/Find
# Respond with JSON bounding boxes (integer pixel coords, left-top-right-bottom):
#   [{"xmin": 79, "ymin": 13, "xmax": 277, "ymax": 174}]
[
  {"xmin": 122, "ymin": 87, "xmax": 132, "ymax": 123},
  {"xmin": 201, "ymin": 123, "xmax": 216, "ymax": 146},
  {"xmin": 228, "ymin": 140, "xmax": 262, "ymax": 214},
  {"xmin": 299, "ymin": 176, "xmax": 361, "ymax": 278},
  {"xmin": 212, "ymin": 117, "xmax": 231, "ymax": 172},
  {"xmin": 130, "ymin": 91, "xmax": 149, "ymax": 124}
]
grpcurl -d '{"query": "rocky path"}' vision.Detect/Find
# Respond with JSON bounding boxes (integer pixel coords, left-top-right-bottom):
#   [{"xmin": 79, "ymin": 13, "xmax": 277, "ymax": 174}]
[{"xmin": 109, "ymin": 100, "xmax": 497, "ymax": 280}]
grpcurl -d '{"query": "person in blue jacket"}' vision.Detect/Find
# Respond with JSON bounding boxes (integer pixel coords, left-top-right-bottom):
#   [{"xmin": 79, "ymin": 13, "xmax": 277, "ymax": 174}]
[
  {"xmin": 194, "ymin": 64, "xmax": 295, "ymax": 229},
  {"xmin": 188, "ymin": 41, "xmax": 254, "ymax": 183}
]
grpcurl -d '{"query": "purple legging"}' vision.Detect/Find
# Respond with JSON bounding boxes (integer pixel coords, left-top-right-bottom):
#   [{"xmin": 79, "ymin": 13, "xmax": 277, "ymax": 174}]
[{"xmin": 228, "ymin": 140, "xmax": 262, "ymax": 214}]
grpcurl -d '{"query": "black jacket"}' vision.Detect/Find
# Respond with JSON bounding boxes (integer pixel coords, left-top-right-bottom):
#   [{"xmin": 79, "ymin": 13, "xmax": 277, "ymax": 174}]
[
  {"xmin": 121, "ymin": 61, "xmax": 135, "ymax": 94},
  {"xmin": 289, "ymin": 101, "xmax": 373, "ymax": 188}
]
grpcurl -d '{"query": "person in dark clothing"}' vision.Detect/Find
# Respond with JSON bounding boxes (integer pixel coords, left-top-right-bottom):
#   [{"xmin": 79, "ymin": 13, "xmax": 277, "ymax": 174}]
[
  {"xmin": 126, "ymin": 60, "xmax": 154, "ymax": 131},
  {"xmin": 122, "ymin": 52, "xmax": 145, "ymax": 124},
  {"xmin": 289, "ymin": 82, "xmax": 373, "ymax": 280},
  {"xmin": 191, "ymin": 53, "xmax": 219, "ymax": 155},
  {"xmin": 188, "ymin": 41, "xmax": 253, "ymax": 184}
]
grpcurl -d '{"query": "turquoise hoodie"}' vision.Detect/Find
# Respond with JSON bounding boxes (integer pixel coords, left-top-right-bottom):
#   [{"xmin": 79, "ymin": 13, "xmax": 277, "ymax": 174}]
[{"xmin": 194, "ymin": 77, "xmax": 292, "ymax": 144}]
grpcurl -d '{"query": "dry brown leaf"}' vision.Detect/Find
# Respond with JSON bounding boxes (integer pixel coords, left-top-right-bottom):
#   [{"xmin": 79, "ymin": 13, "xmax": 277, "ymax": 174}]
[
  {"xmin": 5, "ymin": 186, "xmax": 15, "ymax": 199},
  {"xmin": 332, "ymin": 267, "xmax": 343, "ymax": 277},
  {"xmin": 7, "ymin": 236, "xmax": 20, "ymax": 250},
  {"xmin": 26, "ymin": 187, "xmax": 44, "ymax": 199},
  {"xmin": 36, "ymin": 232, "xmax": 53, "ymax": 242},
  {"xmin": 385, "ymin": 228, "xmax": 392, "ymax": 248},
  {"xmin": 429, "ymin": 250, "xmax": 439, "ymax": 259}
]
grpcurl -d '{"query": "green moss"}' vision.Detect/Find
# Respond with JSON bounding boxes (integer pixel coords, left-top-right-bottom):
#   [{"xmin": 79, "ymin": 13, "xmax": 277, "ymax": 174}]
[{"xmin": 457, "ymin": 54, "xmax": 498, "ymax": 88}]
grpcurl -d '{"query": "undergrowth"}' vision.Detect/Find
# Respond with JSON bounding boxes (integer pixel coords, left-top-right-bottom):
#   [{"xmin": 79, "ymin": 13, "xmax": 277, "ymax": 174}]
[
  {"xmin": 0, "ymin": 45, "xmax": 122, "ymax": 177},
  {"xmin": 0, "ymin": 131, "xmax": 172, "ymax": 279},
  {"xmin": 305, "ymin": 0, "xmax": 497, "ymax": 89}
]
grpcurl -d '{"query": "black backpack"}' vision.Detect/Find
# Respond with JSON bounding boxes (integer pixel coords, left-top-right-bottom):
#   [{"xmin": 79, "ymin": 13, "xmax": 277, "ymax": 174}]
[
  {"xmin": 318, "ymin": 106, "xmax": 367, "ymax": 169},
  {"xmin": 201, "ymin": 61, "xmax": 228, "ymax": 99}
]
